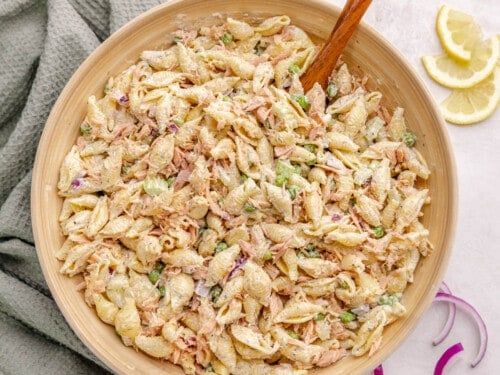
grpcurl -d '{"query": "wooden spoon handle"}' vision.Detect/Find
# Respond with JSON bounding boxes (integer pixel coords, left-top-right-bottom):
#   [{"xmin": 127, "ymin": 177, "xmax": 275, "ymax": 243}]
[{"xmin": 300, "ymin": 0, "xmax": 372, "ymax": 91}]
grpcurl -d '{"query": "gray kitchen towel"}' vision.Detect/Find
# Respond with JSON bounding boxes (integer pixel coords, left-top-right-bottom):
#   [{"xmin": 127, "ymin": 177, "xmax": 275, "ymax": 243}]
[{"xmin": 0, "ymin": 1, "xmax": 165, "ymax": 374}]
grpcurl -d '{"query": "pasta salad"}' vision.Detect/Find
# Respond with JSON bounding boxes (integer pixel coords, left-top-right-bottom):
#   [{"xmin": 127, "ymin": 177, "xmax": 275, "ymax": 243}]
[{"xmin": 56, "ymin": 15, "xmax": 433, "ymax": 375}]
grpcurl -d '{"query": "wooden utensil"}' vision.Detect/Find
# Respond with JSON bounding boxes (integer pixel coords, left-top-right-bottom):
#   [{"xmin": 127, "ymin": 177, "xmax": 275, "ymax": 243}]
[{"xmin": 301, "ymin": 0, "xmax": 372, "ymax": 91}]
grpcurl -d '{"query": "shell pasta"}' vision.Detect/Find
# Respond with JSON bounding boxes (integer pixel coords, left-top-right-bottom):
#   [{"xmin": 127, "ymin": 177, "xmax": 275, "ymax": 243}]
[{"xmin": 57, "ymin": 15, "xmax": 432, "ymax": 374}]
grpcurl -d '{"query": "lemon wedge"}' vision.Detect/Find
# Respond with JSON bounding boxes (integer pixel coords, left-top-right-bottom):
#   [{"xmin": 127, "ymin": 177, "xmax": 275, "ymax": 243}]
[
  {"xmin": 441, "ymin": 67, "xmax": 499, "ymax": 125},
  {"xmin": 422, "ymin": 37, "xmax": 499, "ymax": 89},
  {"xmin": 436, "ymin": 5, "xmax": 482, "ymax": 62}
]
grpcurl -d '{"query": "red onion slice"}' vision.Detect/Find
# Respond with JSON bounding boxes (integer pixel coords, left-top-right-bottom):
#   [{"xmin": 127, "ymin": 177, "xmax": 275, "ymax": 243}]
[
  {"xmin": 373, "ymin": 364, "xmax": 384, "ymax": 375},
  {"xmin": 434, "ymin": 282, "xmax": 457, "ymax": 346},
  {"xmin": 434, "ymin": 292, "xmax": 487, "ymax": 367},
  {"xmin": 434, "ymin": 342, "xmax": 464, "ymax": 375}
]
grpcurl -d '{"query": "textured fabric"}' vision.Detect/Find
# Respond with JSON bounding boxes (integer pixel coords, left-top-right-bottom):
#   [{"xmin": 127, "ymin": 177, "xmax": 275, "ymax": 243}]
[{"xmin": 0, "ymin": 1, "xmax": 163, "ymax": 374}]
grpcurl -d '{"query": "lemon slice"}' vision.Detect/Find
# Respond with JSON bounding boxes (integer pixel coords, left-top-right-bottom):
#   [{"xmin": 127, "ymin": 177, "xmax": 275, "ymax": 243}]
[
  {"xmin": 422, "ymin": 37, "xmax": 499, "ymax": 89},
  {"xmin": 441, "ymin": 67, "xmax": 499, "ymax": 125},
  {"xmin": 436, "ymin": 5, "xmax": 482, "ymax": 62}
]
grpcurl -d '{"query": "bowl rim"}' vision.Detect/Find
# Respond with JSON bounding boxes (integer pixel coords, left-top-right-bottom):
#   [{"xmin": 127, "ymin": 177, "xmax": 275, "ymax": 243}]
[{"xmin": 31, "ymin": 0, "xmax": 458, "ymax": 373}]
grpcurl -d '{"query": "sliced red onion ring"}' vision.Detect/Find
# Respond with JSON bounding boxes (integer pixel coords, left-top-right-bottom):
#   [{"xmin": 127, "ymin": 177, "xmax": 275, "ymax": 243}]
[
  {"xmin": 227, "ymin": 257, "xmax": 247, "ymax": 280},
  {"xmin": 434, "ymin": 282, "xmax": 457, "ymax": 346},
  {"xmin": 373, "ymin": 364, "xmax": 384, "ymax": 375},
  {"xmin": 434, "ymin": 342, "xmax": 464, "ymax": 375},
  {"xmin": 434, "ymin": 292, "xmax": 487, "ymax": 367}
]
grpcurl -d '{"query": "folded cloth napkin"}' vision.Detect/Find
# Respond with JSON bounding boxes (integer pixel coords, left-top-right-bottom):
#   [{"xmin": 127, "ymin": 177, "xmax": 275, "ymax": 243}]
[{"xmin": 0, "ymin": 1, "xmax": 164, "ymax": 373}]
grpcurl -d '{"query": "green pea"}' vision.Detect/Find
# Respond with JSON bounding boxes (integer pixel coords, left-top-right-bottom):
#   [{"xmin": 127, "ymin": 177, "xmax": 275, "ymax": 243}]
[
  {"xmin": 220, "ymin": 32, "xmax": 234, "ymax": 44},
  {"xmin": 403, "ymin": 131, "xmax": 417, "ymax": 147},
  {"xmin": 326, "ymin": 83, "xmax": 338, "ymax": 99},
  {"xmin": 379, "ymin": 294, "xmax": 400, "ymax": 306},
  {"xmin": 293, "ymin": 94, "xmax": 310, "ymax": 110},
  {"xmin": 275, "ymin": 160, "xmax": 295, "ymax": 177},
  {"xmin": 306, "ymin": 158, "xmax": 317, "ymax": 166},
  {"xmin": 262, "ymin": 251, "xmax": 273, "ymax": 261},
  {"xmin": 243, "ymin": 203, "xmax": 256, "ymax": 213},
  {"xmin": 275, "ymin": 174, "xmax": 288, "ymax": 187},
  {"xmin": 339, "ymin": 280, "xmax": 349, "ymax": 289},
  {"xmin": 304, "ymin": 244, "xmax": 320, "ymax": 258},
  {"xmin": 166, "ymin": 177, "xmax": 175, "ymax": 187},
  {"xmin": 158, "ymin": 285, "xmax": 166, "ymax": 297},
  {"xmin": 154, "ymin": 262, "xmax": 165, "ymax": 273},
  {"xmin": 293, "ymin": 165, "xmax": 302, "ymax": 175},
  {"xmin": 148, "ymin": 270, "xmax": 160, "ymax": 284},
  {"xmin": 373, "ymin": 226, "xmax": 385, "ymax": 238},
  {"xmin": 315, "ymin": 313, "xmax": 326, "ymax": 321},
  {"xmin": 288, "ymin": 64, "xmax": 301, "ymax": 74},
  {"xmin": 215, "ymin": 242, "xmax": 228, "ymax": 253},
  {"xmin": 80, "ymin": 123, "xmax": 92, "ymax": 136},
  {"xmin": 210, "ymin": 285, "xmax": 223, "ymax": 303},
  {"xmin": 339, "ymin": 311, "xmax": 356, "ymax": 324},
  {"xmin": 303, "ymin": 144, "xmax": 317, "ymax": 153}
]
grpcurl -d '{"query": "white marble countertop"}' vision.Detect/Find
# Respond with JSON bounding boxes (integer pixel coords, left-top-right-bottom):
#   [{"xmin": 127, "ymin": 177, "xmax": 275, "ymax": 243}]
[{"xmin": 328, "ymin": 0, "xmax": 499, "ymax": 374}]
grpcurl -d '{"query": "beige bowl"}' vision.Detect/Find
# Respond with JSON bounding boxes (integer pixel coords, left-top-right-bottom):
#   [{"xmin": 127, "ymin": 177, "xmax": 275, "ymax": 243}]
[{"xmin": 31, "ymin": 0, "xmax": 457, "ymax": 374}]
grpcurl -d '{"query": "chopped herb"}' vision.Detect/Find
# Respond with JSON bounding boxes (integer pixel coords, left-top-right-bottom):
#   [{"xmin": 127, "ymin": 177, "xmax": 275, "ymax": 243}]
[
  {"xmin": 240, "ymin": 173, "xmax": 249, "ymax": 182},
  {"xmin": 210, "ymin": 285, "xmax": 223, "ymax": 303},
  {"xmin": 173, "ymin": 36, "xmax": 182, "ymax": 44},
  {"xmin": 244, "ymin": 202, "xmax": 256, "ymax": 213},
  {"xmin": 315, "ymin": 313, "xmax": 326, "ymax": 321},
  {"xmin": 373, "ymin": 226, "xmax": 385, "ymax": 239},
  {"xmin": 80, "ymin": 123, "xmax": 92, "ymax": 136},
  {"xmin": 206, "ymin": 364, "xmax": 214, "ymax": 372},
  {"xmin": 222, "ymin": 95, "xmax": 231, "ymax": 102},
  {"xmin": 293, "ymin": 94, "xmax": 310, "ymax": 110},
  {"xmin": 173, "ymin": 118, "xmax": 184, "ymax": 126},
  {"xmin": 339, "ymin": 311, "xmax": 356, "ymax": 323},
  {"xmin": 220, "ymin": 32, "xmax": 234, "ymax": 44},
  {"xmin": 215, "ymin": 242, "xmax": 228, "ymax": 253},
  {"xmin": 403, "ymin": 131, "xmax": 417, "ymax": 147},
  {"xmin": 349, "ymin": 197, "xmax": 356, "ymax": 206},
  {"xmin": 303, "ymin": 144, "xmax": 317, "ymax": 153},
  {"xmin": 326, "ymin": 83, "xmax": 338, "ymax": 99},
  {"xmin": 262, "ymin": 251, "xmax": 273, "ymax": 261},
  {"xmin": 158, "ymin": 285, "xmax": 166, "ymax": 297},
  {"xmin": 288, "ymin": 64, "xmax": 301, "ymax": 75},
  {"xmin": 304, "ymin": 244, "xmax": 320, "ymax": 258},
  {"xmin": 286, "ymin": 330, "xmax": 300, "ymax": 339},
  {"xmin": 287, "ymin": 185, "xmax": 300, "ymax": 200}
]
